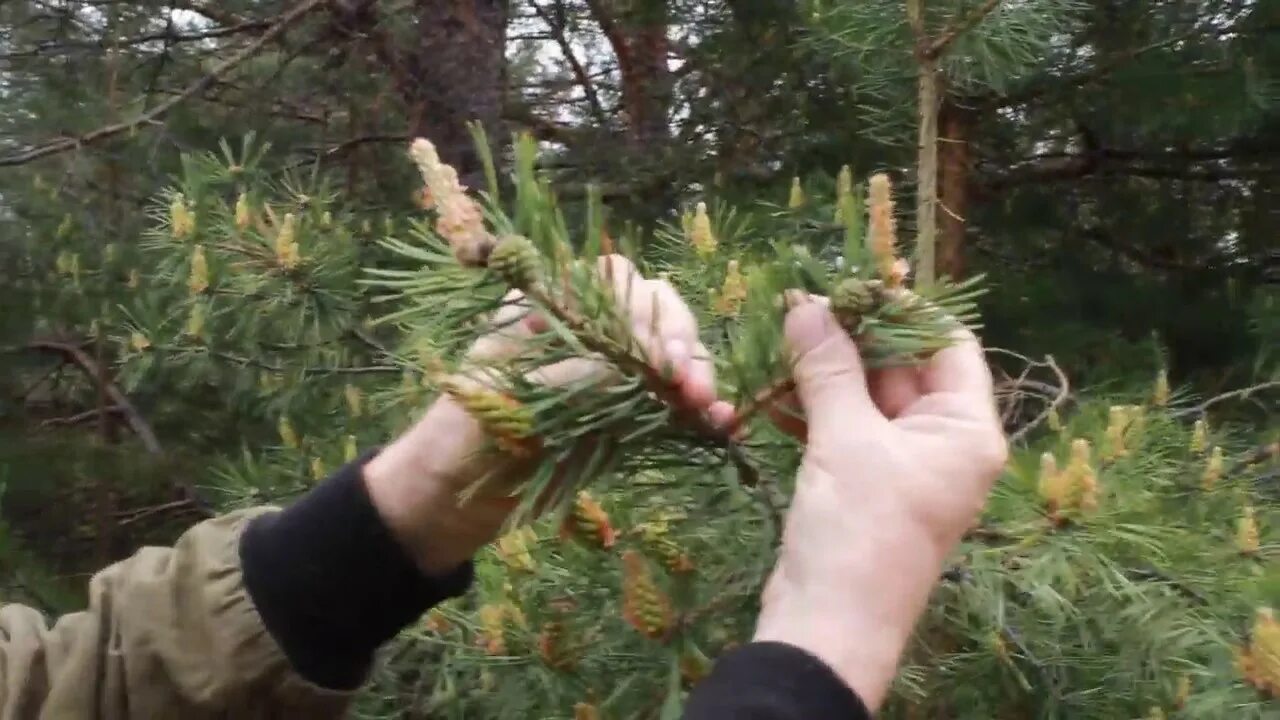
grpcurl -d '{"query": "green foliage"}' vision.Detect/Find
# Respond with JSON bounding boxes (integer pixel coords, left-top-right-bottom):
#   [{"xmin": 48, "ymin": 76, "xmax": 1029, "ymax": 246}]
[{"xmin": 59, "ymin": 136, "xmax": 1270, "ymax": 719}]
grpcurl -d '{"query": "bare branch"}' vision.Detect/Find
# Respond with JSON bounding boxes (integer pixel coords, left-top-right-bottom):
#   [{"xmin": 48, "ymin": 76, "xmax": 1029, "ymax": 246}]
[
  {"xmin": 927, "ymin": 0, "xmax": 1002, "ymax": 59},
  {"xmin": 26, "ymin": 340, "xmax": 162, "ymax": 455},
  {"xmin": 528, "ymin": 0, "xmax": 608, "ymax": 124},
  {"xmin": 0, "ymin": 0, "xmax": 325, "ymax": 167},
  {"xmin": 1172, "ymin": 381, "xmax": 1280, "ymax": 420}
]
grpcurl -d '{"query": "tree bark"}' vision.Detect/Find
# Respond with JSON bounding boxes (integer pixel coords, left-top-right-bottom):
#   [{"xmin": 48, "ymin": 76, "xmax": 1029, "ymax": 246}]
[
  {"xmin": 914, "ymin": 56, "xmax": 941, "ymax": 288},
  {"xmin": 584, "ymin": 0, "xmax": 671, "ymax": 149},
  {"xmin": 407, "ymin": 0, "xmax": 509, "ymax": 187},
  {"xmin": 938, "ymin": 98, "xmax": 972, "ymax": 280}
]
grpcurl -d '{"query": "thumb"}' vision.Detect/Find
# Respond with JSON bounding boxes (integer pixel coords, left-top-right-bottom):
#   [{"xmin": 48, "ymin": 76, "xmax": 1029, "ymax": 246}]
[{"xmin": 784, "ymin": 300, "xmax": 884, "ymax": 433}]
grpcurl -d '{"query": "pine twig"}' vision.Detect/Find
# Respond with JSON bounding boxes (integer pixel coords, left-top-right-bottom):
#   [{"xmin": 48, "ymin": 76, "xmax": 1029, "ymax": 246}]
[
  {"xmin": 0, "ymin": 0, "xmax": 325, "ymax": 167},
  {"xmin": 521, "ymin": 281, "xmax": 765, "ymax": 486},
  {"xmin": 926, "ymin": 0, "xmax": 1003, "ymax": 59},
  {"xmin": 728, "ymin": 377, "xmax": 796, "ymax": 436},
  {"xmin": 1171, "ymin": 381, "xmax": 1280, "ymax": 420},
  {"xmin": 26, "ymin": 340, "xmax": 162, "ymax": 455}
]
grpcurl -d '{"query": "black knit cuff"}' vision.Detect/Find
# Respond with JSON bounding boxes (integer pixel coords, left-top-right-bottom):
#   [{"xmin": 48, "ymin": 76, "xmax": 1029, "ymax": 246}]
[
  {"xmin": 239, "ymin": 450, "xmax": 474, "ymax": 691},
  {"xmin": 684, "ymin": 641, "xmax": 870, "ymax": 719}
]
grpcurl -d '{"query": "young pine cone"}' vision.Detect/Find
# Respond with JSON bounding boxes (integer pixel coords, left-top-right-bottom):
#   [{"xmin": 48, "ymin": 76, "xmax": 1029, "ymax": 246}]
[
  {"xmin": 488, "ymin": 235, "xmax": 542, "ymax": 289},
  {"xmin": 621, "ymin": 551, "xmax": 673, "ymax": 640},
  {"xmin": 560, "ymin": 490, "xmax": 617, "ymax": 550},
  {"xmin": 831, "ymin": 277, "xmax": 882, "ymax": 334}
]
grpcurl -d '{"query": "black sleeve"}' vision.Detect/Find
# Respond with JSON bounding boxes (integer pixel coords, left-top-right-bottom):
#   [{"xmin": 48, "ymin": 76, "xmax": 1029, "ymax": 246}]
[
  {"xmin": 683, "ymin": 642, "xmax": 871, "ymax": 720},
  {"xmin": 239, "ymin": 451, "xmax": 474, "ymax": 691}
]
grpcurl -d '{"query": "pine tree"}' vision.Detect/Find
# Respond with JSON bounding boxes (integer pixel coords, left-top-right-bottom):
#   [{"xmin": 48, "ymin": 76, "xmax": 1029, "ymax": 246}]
[{"xmin": 79, "ymin": 130, "xmax": 1275, "ymax": 718}]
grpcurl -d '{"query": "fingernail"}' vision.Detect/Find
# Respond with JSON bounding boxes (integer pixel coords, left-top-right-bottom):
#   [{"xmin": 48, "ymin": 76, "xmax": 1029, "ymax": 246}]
[
  {"xmin": 783, "ymin": 289, "xmax": 810, "ymax": 310},
  {"xmin": 664, "ymin": 338, "xmax": 690, "ymax": 371}
]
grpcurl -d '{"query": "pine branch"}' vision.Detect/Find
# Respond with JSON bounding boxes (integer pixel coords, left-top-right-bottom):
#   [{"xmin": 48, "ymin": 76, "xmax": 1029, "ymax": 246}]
[
  {"xmin": 926, "ymin": 0, "xmax": 1002, "ymax": 60},
  {"xmin": 1171, "ymin": 381, "xmax": 1280, "ymax": 420},
  {"xmin": 0, "ymin": 0, "xmax": 325, "ymax": 167},
  {"xmin": 25, "ymin": 340, "xmax": 163, "ymax": 455}
]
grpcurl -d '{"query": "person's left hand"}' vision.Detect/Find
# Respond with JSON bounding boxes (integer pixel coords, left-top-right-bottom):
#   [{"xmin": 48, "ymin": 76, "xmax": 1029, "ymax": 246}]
[{"xmin": 364, "ymin": 255, "xmax": 731, "ymax": 574}]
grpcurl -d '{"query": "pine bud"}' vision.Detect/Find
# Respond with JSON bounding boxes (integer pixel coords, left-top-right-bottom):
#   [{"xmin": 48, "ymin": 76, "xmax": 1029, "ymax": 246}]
[
  {"xmin": 56, "ymin": 214, "xmax": 73, "ymax": 239},
  {"xmin": 409, "ymin": 138, "xmax": 494, "ymax": 266},
  {"xmin": 1047, "ymin": 407, "xmax": 1063, "ymax": 432},
  {"xmin": 321, "ymin": 210, "xmax": 333, "ymax": 228},
  {"xmin": 621, "ymin": 550, "xmax": 672, "ymax": 640},
  {"xmin": 344, "ymin": 384, "xmax": 363, "ymax": 418},
  {"xmin": 170, "ymin": 194, "xmax": 194, "ymax": 239},
  {"xmin": 440, "ymin": 380, "xmax": 539, "ymax": 458},
  {"xmin": 185, "ymin": 302, "xmax": 205, "ymax": 338},
  {"xmin": 1202, "ymin": 446, "xmax": 1223, "ymax": 490},
  {"xmin": 641, "ymin": 522, "xmax": 693, "ymax": 574},
  {"xmin": 712, "ymin": 260, "xmax": 748, "ymax": 317},
  {"xmin": 788, "ymin": 177, "xmax": 805, "ymax": 209},
  {"xmin": 867, "ymin": 173, "xmax": 899, "ymax": 286},
  {"xmin": 1147, "ymin": 707, "xmax": 1165, "ymax": 720},
  {"xmin": 1238, "ymin": 505, "xmax": 1260, "ymax": 556},
  {"xmin": 561, "ymin": 490, "xmax": 617, "ymax": 549},
  {"xmin": 1078, "ymin": 464, "xmax": 1099, "ymax": 512},
  {"xmin": 1239, "ymin": 608, "xmax": 1280, "ymax": 698},
  {"xmin": 55, "ymin": 251, "xmax": 70, "ymax": 274},
  {"xmin": 68, "ymin": 253, "xmax": 80, "ymax": 285},
  {"xmin": 1191, "ymin": 419, "xmax": 1208, "ymax": 453},
  {"xmin": 187, "ymin": 245, "xmax": 209, "ymax": 295},
  {"xmin": 573, "ymin": 703, "xmax": 601, "ymax": 720},
  {"xmin": 496, "ymin": 527, "xmax": 537, "ymax": 572},
  {"xmin": 477, "ymin": 603, "xmax": 509, "ymax": 656},
  {"xmin": 274, "ymin": 213, "xmax": 300, "ymax": 269},
  {"xmin": 689, "ymin": 202, "xmax": 717, "ymax": 258},
  {"xmin": 129, "ymin": 332, "xmax": 151, "ymax": 352},
  {"xmin": 831, "ymin": 277, "xmax": 881, "ymax": 332},
  {"xmin": 234, "ymin": 193, "xmax": 251, "ymax": 231},
  {"xmin": 1104, "ymin": 406, "xmax": 1129, "ymax": 460},
  {"xmin": 278, "ymin": 416, "xmax": 299, "ymax": 449},
  {"xmin": 423, "ymin": 608, "xmax": 450, "ymax": 634},
  {"xmin": 344, "ymin": 435, "xmax": 358, "ymax": 463},
  {"xmin": 537, "ymin": 621, "xmax": 576, "ymax": 672},
  {"xmin": 127, "ymin": 269, "xmax": 140, "ymax": 289},
  {"xmin": 487, "ymin": 235, "xmax": 542, "ymax": 289},
  {"xmin": 1037, "ymin": 452, "xmax": 1067, "ymax": 515},
  {"xmin": 310, "ymin": 457, "xmax": 326, "ymax": 481},
  {"xmin": 1153, "ymin": 368, "xmax": 1170, "ymax": 407},
  {"xmin": 1174, "ymin": 673, "xmax": 1192, "ymax": 708},
  {"xmin": 836, "ymin": 164, "xmax": 853, "ymax": 200}
]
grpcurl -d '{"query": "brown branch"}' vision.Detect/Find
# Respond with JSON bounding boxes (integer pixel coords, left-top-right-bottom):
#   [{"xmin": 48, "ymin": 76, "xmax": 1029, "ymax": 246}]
[
  {"xmin": 728, "ymin": 377, "xmax": 796, "ymax": 436},
  {"xmin": 528, "ymin": 0, "xmax": 608, "ymax": 124},
  {"xmin": 1172, "ymin": 381, "xmax": 1280, "ymax": 420},
  {"xmin": 926, "ymin": 0, "xmax": 1002, "ymax": 59},
  {"xmin": 41, "ymin": 406, "xmax": 124, "ymax": 428},
  {"xmin": 987, "ymin": 349, "xmax": 1070, "ymax": 444},
  {"xmin": 0, "ymin": 0, "xmax": 325, "ymax": 167},
  {"xmin": 26, "ymin": 340, "xmax": 162, "ymax": 455}
]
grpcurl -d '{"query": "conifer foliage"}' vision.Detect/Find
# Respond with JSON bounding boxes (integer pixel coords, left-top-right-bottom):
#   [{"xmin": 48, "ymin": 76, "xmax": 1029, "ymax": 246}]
[{"xmin": 98, "ymin": 129, "xmax": 1279, "ymax": 718}]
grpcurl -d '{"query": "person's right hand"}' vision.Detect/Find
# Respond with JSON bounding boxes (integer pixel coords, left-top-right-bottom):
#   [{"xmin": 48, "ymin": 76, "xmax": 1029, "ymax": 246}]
[{"xmin": 753, "ymin": 295, "xmax": 1008, "ymax": 711}]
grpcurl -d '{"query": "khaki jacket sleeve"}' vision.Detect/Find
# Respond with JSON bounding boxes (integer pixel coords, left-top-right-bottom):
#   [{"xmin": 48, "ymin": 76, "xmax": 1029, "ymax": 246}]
[{"xmin": 0, "ymin": 509, "xmax": 355, "ymax": 720}]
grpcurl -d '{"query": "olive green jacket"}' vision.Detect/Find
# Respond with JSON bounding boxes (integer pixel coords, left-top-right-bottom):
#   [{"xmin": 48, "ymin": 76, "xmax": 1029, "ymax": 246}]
[{"xmin": 0, "ymin": 509, "xmax": 352, "ymax": 719}]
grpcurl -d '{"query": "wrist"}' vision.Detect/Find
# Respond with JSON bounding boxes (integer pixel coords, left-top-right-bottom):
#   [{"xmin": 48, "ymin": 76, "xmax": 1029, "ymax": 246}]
[
  {"xmin": 753, "ymin": 511, "xmax": 947, "ymax": 710},
  {"xmin": 363, "ymin": 397, "xmax": 508, "ymax": 575}
]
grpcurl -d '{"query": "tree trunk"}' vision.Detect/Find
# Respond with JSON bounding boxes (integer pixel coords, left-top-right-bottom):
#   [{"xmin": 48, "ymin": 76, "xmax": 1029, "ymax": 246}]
[
  {"xmin": 407, "ymin": 0, "xmax": 509, "ymax": 186},
  {"xmin": 585, "ymin": 0, "xmax": 671, "ymax": 150},
  {"xmin": 938, "ymin": 98, "xmax": 972, "ymax": 280},
  {"xmin": 914, "ymin": 57, "xmax": 941, "ymax": 288}
]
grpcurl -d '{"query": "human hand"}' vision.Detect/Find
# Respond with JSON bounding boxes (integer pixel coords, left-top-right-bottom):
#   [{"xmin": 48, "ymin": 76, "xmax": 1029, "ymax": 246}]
[
  {"xmin": 363, "ymin": 255, "xmax": 731, "ymax": 574},
  {"xmin": 753, "ymin": 296, "xmax": 1008, "ymax": 710}
]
